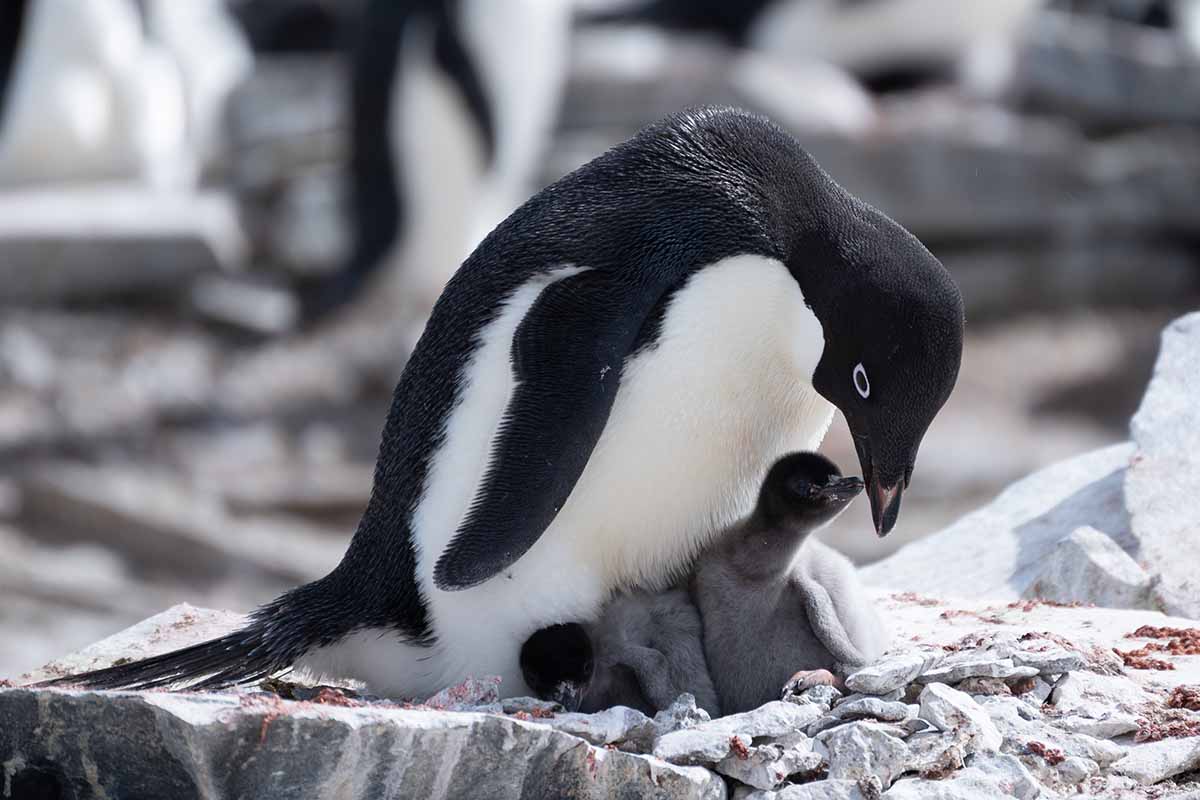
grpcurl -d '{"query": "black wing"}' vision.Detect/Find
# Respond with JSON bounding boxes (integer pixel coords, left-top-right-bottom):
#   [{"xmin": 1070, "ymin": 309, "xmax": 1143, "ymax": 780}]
[{"xmin": 433, "ymin": 268, "xmax": 668, "ymax": 590}]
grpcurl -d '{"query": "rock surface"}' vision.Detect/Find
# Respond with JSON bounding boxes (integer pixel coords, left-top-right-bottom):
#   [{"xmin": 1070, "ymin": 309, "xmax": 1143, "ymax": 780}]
[
  {"xmin": 862, "ymin": 441, "xmax": 1136, "ymax": 599},
  {"xmin": 866, "ymin": 311, "xmax": 1200, "ymax": 613},
  {"xmin": 1025, "ymin": 525, "xmax": 1154, "ymax": 609},
  {"xmin": 1126, "ymin": 313, "xmax": 1200, "ymax": 619},
  {"xmin": 10, "ymin": 597, "xmax": 1200, "ymax": 798}
]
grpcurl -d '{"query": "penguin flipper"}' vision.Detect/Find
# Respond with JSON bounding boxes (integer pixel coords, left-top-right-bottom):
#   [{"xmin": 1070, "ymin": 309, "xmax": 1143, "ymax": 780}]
[{"xmin": 434, "ymin": 268, "xmax": 663, "ymax": 591}]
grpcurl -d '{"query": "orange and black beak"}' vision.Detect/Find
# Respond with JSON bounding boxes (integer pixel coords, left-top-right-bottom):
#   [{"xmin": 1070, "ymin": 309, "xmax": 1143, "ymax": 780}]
[{"xmin": 852, "ymin": 433, "xmax": 906, "ymax": 537}]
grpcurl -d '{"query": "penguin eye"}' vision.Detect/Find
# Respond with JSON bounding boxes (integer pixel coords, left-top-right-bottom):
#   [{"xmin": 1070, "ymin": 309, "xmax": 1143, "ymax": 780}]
[{"xmin": 853, "ymin": 363, "xmax": 870, "ymax": 399}]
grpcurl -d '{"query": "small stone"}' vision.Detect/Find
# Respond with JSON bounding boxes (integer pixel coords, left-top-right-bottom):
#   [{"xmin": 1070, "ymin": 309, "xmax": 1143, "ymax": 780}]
[
  {"xmin": 845, "ymin": 652, "xmax": 940, "ymax": 695},
  {"xmin": 546, "ymin": 706, "xmax": 657, "ymax": 750},
  {"xmin": 715, "ymin": 741, "xmax": 825, "ymax": 791},
  {"xmin": 1051, "ymin": 712, "xmax": 1140, "ymax": 740},
  {"xmin": 829, "ymin": 698, "xmax": 913, "ymax": 723},
  {"xmin": 423, "ymin": 676, "xmax": 501, "ymax": 711},
  {"xmin": 1113, "ymin": 736, "xmax": 1200, "ymax": 784},
  {"xmin": 501, "ymin": 697, "xmax": 562, "ymax": 716},
  {"xmin": 919, "ymin": 658, "xmax": 1038, "ymax": 684},
  {"xmin": 1011, "ymin": 676, "xmax": 1055, "ymax": 706},
  {"xmin": 918, "ymin": 684, "xmax": 1003, "ymax": 755},
  {"xmin": 816, "ymin": 721, "xmax": 910, "ymax": 789},
  {"xmin": 956, "ymin": 677, "xmax": 1011, "ymax": 697},
  {"xmin": 1050, "ymin": 671, "xmax": 1155, "ymax": 717},
  {"xmin": 969, "ymin": 754, "xmax": 1042, "ymax": 800},
  {"xmin": 903, "ymin": 731, "xmax": 965, "ymax": 777},
  {"xmin": 902, "ymin": 718, "xmax": 938, "ymax": 736},
  {"xmin": 738, "ymin": 780, "xmax": 867, "ymax": 800},
  {"xmin": 654, "ymin": 701, "xmax": 819, "ymax": 766},
  {"xmin": 652, "ymin": 693, "xmax": 710, "ymax": 736},
  {"xmin": 884, "ymin": 754, "xmax": 1039, "ymax": 800},
  {"xmin": 786, "ymin": 683, "xmax": 842, "ymax": 712},
  {"xmin": 1011, "ymin": 648, "xmax": 1084, "ymax": 675},
  {"xmin": 652, "ymin": 728, "xmax": 751, "ymax": 766},
  {"xmin": 1055, "ymin": 755, "xmax": 1099, "ymax": 785}
]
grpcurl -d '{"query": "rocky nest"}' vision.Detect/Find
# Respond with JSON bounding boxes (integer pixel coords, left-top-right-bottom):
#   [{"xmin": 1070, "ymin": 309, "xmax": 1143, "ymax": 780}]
[{"xmin": 6, "ymin": 597, "xmax": 1200, "ymax": 800}]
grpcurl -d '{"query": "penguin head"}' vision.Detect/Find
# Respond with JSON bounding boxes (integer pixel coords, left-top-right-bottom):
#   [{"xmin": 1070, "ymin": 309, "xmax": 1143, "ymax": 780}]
[
  {"xmin": 758, "ymin": 452, "xmax": 864, "ymax": 532},
  {"xmin": 796, "ymin": 203, "xmax": 964, "ymax": 538},
  {"xmin": 519, "ymin": 623, "xmax": 594, "ymax": 712}
]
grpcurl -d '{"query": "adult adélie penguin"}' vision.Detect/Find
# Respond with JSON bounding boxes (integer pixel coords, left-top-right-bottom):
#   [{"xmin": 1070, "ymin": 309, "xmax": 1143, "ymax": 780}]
[{"xmin": 43, "ymin": 107, "xmax": 964, "ymax": 699}]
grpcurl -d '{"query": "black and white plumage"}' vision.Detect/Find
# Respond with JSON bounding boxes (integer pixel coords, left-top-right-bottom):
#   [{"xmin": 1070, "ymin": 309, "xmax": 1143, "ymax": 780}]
[
  {"xmin": 44, "ymin": 107, "xmax": 962, "ymax": 699},
  {"xmin": 693, "ymin": 452, "xmax": 888, "ymax": 714},
  {"xmin": 302, "ymin": 0, "xmax": 568, "ymax": 321}
]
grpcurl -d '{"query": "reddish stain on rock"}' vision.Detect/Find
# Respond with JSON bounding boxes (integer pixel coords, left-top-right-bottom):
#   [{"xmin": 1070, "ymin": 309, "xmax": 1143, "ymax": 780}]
[
  {"xmin": 1167, "ymin": 686, "xmax": 1200, "ymax": 711},
  {"xmin": 892, "ymin": 592, "xmax": 942, "ymax": 607},
  {"xmin": 729, "ymin": 736, "xmax": 751, "ymax": 760},
  {"xmin": 1026, "ymin": 741, "xmax": 1066, "ymax": 765},
  {"xmin": 1115, "ymin": 647, "xmax": 1176, "ymax": 671}
]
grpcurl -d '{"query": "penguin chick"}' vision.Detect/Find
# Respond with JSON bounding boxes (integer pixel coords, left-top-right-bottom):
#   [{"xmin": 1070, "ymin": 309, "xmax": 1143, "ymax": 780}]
[
  {"xmin": 692, "ymin": 452, "xmax": 888, "ymax": 714},
  {"xmin": 520, "ymin": 589, "xmax": 721, "ymax": 717},
  {"xmin": 519, "ymin": 623, "xmax": 593, "ymax": 713}
]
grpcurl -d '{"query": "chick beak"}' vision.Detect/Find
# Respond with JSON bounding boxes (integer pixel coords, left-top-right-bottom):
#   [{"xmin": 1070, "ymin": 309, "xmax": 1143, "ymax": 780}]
[{"xmin": 554, "ymin": 681, "xmax": 584, "ymax": 713}]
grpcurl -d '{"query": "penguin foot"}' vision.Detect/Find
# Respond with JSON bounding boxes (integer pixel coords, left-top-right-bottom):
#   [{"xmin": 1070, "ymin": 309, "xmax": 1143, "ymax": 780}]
[{"xmin": 782, "ymin": 668, "xmax": 842, "ymax": 695}]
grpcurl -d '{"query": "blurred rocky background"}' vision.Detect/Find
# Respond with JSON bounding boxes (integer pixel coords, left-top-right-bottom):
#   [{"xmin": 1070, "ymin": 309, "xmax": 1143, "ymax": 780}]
[{"xmin": 2, "ymin": 0, "xmax": 1200, "ymax": 678}]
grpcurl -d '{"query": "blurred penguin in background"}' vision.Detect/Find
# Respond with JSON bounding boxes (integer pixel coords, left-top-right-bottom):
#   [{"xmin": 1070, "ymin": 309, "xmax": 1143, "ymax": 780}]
[
  {"xmin": 301, "ymin": 0, "xmax": 571, "ymax": 334},
  {"xmin": 0, "ymin": 0, "xmax": 250, "ymax": 188}
]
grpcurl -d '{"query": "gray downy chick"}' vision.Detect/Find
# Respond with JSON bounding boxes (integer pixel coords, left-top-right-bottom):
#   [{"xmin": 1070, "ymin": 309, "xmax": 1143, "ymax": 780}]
[
  {"xmin": 692, "ymin": 452, "xmax": 889, "ymax": 714},
  {"xmin": 520, "ymin": 588, "xmax": 721, "ymax": 717}
]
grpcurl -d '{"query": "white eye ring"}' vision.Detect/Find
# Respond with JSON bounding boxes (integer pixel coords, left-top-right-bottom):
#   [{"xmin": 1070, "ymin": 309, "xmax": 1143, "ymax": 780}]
[{"xmin": 853, "ymin": 363, "xmax": 870, "ymax": 399}]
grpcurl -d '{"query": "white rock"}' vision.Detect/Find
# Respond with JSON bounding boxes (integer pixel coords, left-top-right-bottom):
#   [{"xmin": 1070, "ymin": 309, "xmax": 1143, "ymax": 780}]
[
  {"xmin": 787, "ymin": 684, "xmax": 842, "ymax": 712},
  {"xmin": 423, "ymin": 676, "xmax": 501, "ymax": 711},
  {"xmin": 1127, "ymin": 312, "xmax": 1200, "ymax": 619},
  {"xmin": 654, "ymin": 702, "xmax": 819, "ymax": 766},
  {"xmin": 1113, "ymin": 736, "xmax": 1200, "ymax": 784},
  {"xmin": 547, "ymin": 706, "xmax": 657, "ymax": 749},
  {"xmin": 919, "ymin": 658, "xmax": 1039, "ymax": 684},
  {"xmin": 716, "ymin": 741, "xmax": 824, "ymax": 791},
  {"xmin": 1011, "ymin": 648, "xmax": 1084, "ymax": 675},
  {"xmin": 884, "ymin": 754, "xmax": 1040, "ymax": 800},
  {"xmin": 902, "ymin": 731, "xmax": 965, "ymax": 775},
  {"xmin": 1051, "ymin": 712, "xmax": 1140, "ymax": 740},
  {"xmin": 739, "ymin": 780, "xmax": 867, "ymax": 800},
  {"xmin": 817, "ymin": 721, "xmax": 910, "ymax": 789},
  {"xmin": 829, "ymin": 697, "xmax": 914, "ymax": 723},
  {"xmin": 845, "ymin": 652, "xmax": 942, "ymax": 695},
  {"xmin": 1055, "ymin": 755, "xmax": 1098, "ymax": 785},
  {"xmin": 501, "ymin": 697, "xmax": 562, "ymax": 715},
  {"xmin": 968, "ymin": 754, "xmax": 1042, "ymax": 800},
  {"xmin": 918, "ymin": 684, "xmax": 1003, "ymax": 755},
  {"xmin": 863, "ymin": 443, "xmax": 1136, "ymax": 599},
  {"xmin": 1050, "ymin": 671, "xmax": 1155, "ymax": 717},
  {"xmin": 654, "ymin": 728, "xmax": 752, "ymax": 767},
  {"xmin": 1024, "ymin": 525, "xmax": 1153, "ymax": 609},
  {"xmin": 0, "ymin": 686, "xmax": 725, "ymax": 799},
  {"xmin": 654, "ymin": 694, "xmax": 711, "ymax": 736}
]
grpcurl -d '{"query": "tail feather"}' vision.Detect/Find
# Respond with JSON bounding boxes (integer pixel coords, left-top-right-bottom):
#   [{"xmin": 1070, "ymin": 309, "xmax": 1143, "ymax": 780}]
[
  {"xmin": 34, "ymin": 580, "xmax": 345, "ymax": 692},
  {"xmin": 35, "ymin": 626, "xmax": 288, "ymax": 691}
]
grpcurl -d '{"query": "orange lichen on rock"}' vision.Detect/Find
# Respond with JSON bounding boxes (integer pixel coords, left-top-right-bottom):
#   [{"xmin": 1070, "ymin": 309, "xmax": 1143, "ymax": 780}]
[
  {"xmin": 1115, "ymin": 647, "xmax": 1176, "ymax": 671},
  {"xmin": 1026, "ymin": 741, "xmax": 1065, "ymax": 765},
  {"xmin": 729, "ymin": 736, "xmax": 751, "ymax": 760},
  {"xmin": 1167, "ymin": 685, "xmax": 1200, "ymax": 711}
]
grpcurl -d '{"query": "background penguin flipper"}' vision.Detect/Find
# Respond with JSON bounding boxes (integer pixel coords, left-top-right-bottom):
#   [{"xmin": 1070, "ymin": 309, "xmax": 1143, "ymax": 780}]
[{"xmin": 433, "ymin": 269, "xmax": 666, "ymax": 591}]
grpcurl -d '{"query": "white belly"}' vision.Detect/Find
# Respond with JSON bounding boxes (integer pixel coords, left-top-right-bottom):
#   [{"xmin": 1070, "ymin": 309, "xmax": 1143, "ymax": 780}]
[{"xmin": 299, "ymin": 254, "xmax": 834, "ymax": 698}]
